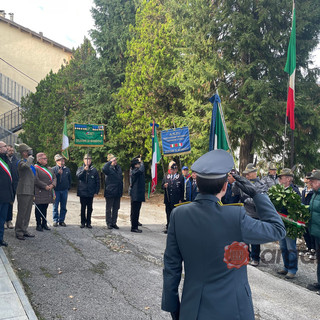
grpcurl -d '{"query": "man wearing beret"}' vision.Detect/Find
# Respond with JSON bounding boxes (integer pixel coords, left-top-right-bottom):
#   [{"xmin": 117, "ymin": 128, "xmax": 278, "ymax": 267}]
[
  {"xmin": 306, "ymin": 170, "xmax": 320, "ymax": 293},
  {"xmin": 162, "ymin": 161, "xmax": 184, "ymax": 234},
  {"xmin": 161, "ymin": 150, "xmax": 286, "ymax": 320},
  {"xmin": 52, "ymin": 154, "xmax": 71, "ymax": 227},
  {"xmin": 277, "ymin": 168, "xmax": 301, "ymax": 279}
]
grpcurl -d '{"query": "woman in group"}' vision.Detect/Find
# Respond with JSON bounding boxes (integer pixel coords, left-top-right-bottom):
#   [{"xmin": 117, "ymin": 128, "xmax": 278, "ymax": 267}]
[{"xmin": 76, "ymin": 154, "xmax": 100, "ymax": 228}]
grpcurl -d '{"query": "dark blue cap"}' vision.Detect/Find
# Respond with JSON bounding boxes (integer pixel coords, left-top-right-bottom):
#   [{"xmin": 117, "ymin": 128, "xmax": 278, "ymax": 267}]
[
  {"xmin": 182, "ymin": 166, "xmax": 188, "ymax": 170},
  {"xmin": 191, "ymin": 149, "xmax": 234, "ymax": 179}
]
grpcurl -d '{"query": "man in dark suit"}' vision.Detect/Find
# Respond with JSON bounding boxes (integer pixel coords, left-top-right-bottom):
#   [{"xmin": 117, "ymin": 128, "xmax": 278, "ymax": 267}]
[
  {"xmin": 130, "ymin": 156, "xmax": 145, "ymax": 233},
  {"xmin": 162, "ymin": 149, "xmax": 286, "ymax": 320},
  {"xmin": 0, "ymin": 141, "xmax": 14, "ymax": 246}
]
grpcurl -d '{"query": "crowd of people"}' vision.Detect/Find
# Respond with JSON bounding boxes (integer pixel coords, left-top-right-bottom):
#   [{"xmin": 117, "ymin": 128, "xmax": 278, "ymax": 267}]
[{"xmin": 1, "ymin": 141, "xmax": 320, "ymax": 305}]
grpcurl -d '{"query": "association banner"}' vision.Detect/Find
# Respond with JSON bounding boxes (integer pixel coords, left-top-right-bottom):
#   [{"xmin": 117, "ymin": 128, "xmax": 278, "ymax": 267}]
[
  {"xmin": 74, "ymin": 124, "xmax": 105, "ymax": 147},
  {"xmin": 161, "ymin": 127, "xmax": 191, "ymax": 156}
]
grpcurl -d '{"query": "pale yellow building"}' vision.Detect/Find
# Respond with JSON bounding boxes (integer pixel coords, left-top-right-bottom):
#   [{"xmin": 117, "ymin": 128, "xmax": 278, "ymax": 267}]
[{"xmin": 0, "ymin": 11, "xmax": 72, "ymax": 143}]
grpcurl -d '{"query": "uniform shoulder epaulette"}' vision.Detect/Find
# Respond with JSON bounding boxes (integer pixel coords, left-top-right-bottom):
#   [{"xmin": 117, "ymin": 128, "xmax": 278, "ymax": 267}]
[
  {"xmin": 218, "ymin": 201, "xmax": 244, "ymax": 207},
  {"xmin": 174, "ymin": 201, "xmax": 191, "ymax": 207}
]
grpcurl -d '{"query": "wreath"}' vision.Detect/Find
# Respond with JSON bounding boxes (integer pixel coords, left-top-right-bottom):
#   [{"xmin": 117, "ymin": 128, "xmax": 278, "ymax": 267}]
[{"xmin": 268, "ymin": 184, "xmax": 310, "ymax": 239}]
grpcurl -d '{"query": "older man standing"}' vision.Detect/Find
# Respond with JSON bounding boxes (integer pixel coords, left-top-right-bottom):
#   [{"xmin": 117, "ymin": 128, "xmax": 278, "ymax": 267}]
[
  {"xmin": 15, "ymin": 143, "xmax": 35, "ymax": 240},
  {"xmin": 34, "ymin": 153, "xmax": 56, "ymax": 231},
  {"xmin": 52, "ymin": 154, "xmax": 71, "ymax": 227},
  {"xmin": 0, "ymin": 141, "xmax": 14, "ymax": 246},
  {"xmin": 238, "ymin": 163, "xmax": 268, "ymax": 266},
  {"xmin": 306, "ymin": 170, "xmax": 320, "ymax": 293},
  {"xmin": 277, "ymin": 168, "xmax": 301, "ymax": 279}
]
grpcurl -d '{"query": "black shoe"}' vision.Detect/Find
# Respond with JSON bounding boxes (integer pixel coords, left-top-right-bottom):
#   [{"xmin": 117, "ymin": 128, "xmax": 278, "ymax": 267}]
[
  {"xmin": 23, "ymin": 233, "xmax": 35, "ymax": 238},
  {"xmin": 112, "ymin": 224, "xmax": 119, "ymax": 229},
  {"xmin": 0, "ymin": 240, "xmax": 8, "ymax": 246},
  {"xmin": 59, "ymin": 222, "xmax": 67, "ymax": 227},
  {"xmin": 131, "ymin": 228, "xmax": 142, "ymax": 233},
  {"xmin": 277, "ymin": 269, "xmax": 288, "ymax": 275},
  {"xmin": 107, "ymin": 224, "xmax": 113, "ymax": 229},
  {"xmin": 42, "ymin": 225, "xmax": 51, "ymax": 231},
  {"xmin": 16, "ymin": 235, "xmax": 25, "ymax": 240},
  {"xmin": 86, "ymin": 224, "xmax": 92, "ymax": 229},
  {"xmin": 80, "ymin": 224, "xmax": 85, "ymax": 228},
  {"xmin": 307, "ymin": 283, "xmax": 320, "ymax": 291},
  {"xmin": 163, "ymin": 230, "xmax": 168, "ymax": 234},
  {"xmin": 138, "ymin": 222, "xmax": 142, "ymax": 226},
  {"xmin": 36, "ymin": 225, "xmax": 43, "ymax": 232}
]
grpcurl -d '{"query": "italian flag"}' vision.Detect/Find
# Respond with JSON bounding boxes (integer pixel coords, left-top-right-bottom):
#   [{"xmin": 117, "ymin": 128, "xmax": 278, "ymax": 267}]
[
  {"xmin": 284, "ymin": 2, "xmax": 296, "ymax": 130},
  {"xmin": 62, "ymin": 117, "xmax": 69, "ymax": 159},
  {"xmin": 151, "ymin": 122, "xmax": 161, "ymax": 193}
]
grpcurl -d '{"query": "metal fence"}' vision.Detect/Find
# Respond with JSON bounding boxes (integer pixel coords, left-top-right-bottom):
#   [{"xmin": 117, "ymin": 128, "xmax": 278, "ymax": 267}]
[
  {"xmin": 0, "ymin": 126, "xmax": 21, "ymax": 145},
  {"xmin": 0, "ymin": 106, "xmax": 23, "ymax": 132},
  {"xmin": 0, "ymin": 73, "xmax": 30, "ymax": 106}
]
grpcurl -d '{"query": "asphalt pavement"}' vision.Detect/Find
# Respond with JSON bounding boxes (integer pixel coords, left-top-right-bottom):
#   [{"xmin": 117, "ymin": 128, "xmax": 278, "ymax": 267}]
[{"xmin": 1, "ymin": 191, "xmax": 319, "ymax": 320}]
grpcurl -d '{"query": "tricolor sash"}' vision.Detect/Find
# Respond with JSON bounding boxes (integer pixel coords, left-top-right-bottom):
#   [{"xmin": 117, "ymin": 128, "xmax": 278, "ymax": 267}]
[
  {"xmin": 278, "ymin": 211, "xmax": 306, "ymax": 228},
  {"xmin": 0, "ymin": 157, "xmax": 12, "ymax": 181},
  {"xmin": 35, "ymin": 164, "xmax": 53, "ymax": 181}
]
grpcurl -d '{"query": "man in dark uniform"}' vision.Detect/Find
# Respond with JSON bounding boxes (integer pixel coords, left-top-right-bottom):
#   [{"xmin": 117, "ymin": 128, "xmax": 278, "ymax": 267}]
[
  {"xmin": 162, "ymin": 161, "xmax": 184, "ymax": 234},
  {"xmin": 130, "ymin": 156, "xmax": 145, "ymax": 233},
  {"xmin": 162, "ymin": 149, "xmax": 286, "ymax": 320}
]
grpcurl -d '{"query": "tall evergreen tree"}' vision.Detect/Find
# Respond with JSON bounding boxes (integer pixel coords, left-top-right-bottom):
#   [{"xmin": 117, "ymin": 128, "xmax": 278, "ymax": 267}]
[
  {"xmin": 115, "ymin": 0, "xmax": 184, "ymax": 167},
  {"xmin": 169, "ymin": 0, "xmax": 320, "ymax": 172}
]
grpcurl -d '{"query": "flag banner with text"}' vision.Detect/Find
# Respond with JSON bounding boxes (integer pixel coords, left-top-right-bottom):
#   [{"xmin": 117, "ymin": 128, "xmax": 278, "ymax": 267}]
[
  {"xmin": 161, "ymin": 127, "xmax": 191, "ymax": 156},
  {"xmin": 74, "ymin": 124, "xmax": 105, "ymax": 147}
]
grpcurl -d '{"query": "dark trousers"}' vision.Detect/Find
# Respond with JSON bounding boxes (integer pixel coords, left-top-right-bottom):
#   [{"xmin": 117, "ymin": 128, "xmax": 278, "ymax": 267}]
[
  {"xmin": 304, "ymin": 228, "xmax": 316, "ymax": 251},
  {"xmin": 131, "ymin": 201, "xmax": 142, "ymax": 229},
  {"xmin": 35, "ymin": 203, "xmax": 49, "ymax": 227},
  {"xmin": 80, "ymin": 197, "xmax": 93, "ymax": 226},
  {"xmin": 105, "ymin": 197, "xmax": 120, "ymax": 226},
  {"xmin": 6, "ymin": 192, "xmax": 15, "ymax": 222},
  {"xmin": 165, "ymin": 203, "xmax": 175, "ymax": 229},
  {"xmin": 250, "ymin": 244, "xmax": 261, "ymax": 262},
  {"xmin": 0, "ymin": 203, "xmax": 9, "ymax": 241},
  {"xmin": 315, "ymin": 237, "xmax": 320, "ymax": 284}
]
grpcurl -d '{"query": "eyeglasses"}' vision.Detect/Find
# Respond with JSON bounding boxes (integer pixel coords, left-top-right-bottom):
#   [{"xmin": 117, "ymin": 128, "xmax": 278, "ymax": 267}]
[
  {"xmin": 0, "ymin": 145, "xmax": 7, "ymax": 148},
  {"xmin": 41, "ymin": 157, "xmax": 48, "ymax": 160}
]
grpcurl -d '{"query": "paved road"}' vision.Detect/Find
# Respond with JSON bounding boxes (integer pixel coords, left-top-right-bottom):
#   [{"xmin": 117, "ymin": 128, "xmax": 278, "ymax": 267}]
[{"xmin": 2, "ymin": 192, "xmax": 320, "ymax": 320}]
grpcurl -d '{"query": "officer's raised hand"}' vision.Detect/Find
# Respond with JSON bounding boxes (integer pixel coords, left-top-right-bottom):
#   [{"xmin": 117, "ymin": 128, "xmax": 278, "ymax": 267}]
[{"xmin": 233, "ymin": 174, "xmax": 257, "ymax": 198}]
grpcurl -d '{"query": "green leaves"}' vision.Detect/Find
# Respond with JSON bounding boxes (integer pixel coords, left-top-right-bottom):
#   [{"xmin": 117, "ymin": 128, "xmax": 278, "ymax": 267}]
[{"xmin": 268, "ymin": 184, "xmax": 310, "ymax": 239}]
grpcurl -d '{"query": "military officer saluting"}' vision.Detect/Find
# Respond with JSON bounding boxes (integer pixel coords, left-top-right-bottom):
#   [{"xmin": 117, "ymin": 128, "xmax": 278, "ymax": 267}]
[{"xmin": 161, "ymin": 149, "xmax": 286, "ymax": 320}]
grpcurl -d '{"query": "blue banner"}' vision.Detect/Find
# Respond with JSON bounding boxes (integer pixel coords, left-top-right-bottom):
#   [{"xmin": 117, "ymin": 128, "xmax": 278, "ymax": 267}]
[{"xmin": 161, "ymin": 127, "xmax": 191, "ymax": 156}]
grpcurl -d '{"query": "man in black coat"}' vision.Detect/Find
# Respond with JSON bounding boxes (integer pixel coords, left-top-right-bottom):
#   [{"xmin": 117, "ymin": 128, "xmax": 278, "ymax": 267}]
[
  {"xmin": 102, "ymin": 154, "xmax": 123, "ymax": 229},
  {"xmin": 0, "ymin": 141, "xmax": 14, "ymax": 246},
  {"xmin": 162, "ymin": 161, "xmax": 184, "ymax": 234},
  {"xmin": 5, "ymin": 145, "xmax": 19, "ymax": 229},
  {"xmin": 130, "ymin": 156, "xmax": 145, "ymax": 233},
  {"xmin": 76, "ymin": 154, "xmax": 100, "ymax": 228}
]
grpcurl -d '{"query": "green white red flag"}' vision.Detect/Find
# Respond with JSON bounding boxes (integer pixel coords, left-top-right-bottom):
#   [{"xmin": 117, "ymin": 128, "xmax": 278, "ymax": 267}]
[
  {"xmin": 151, "ymin": 121, "xmax": 161, "ymax": 193},
  {"xmin": 62, "ymin": 117, "xmax": 69, "ymax": 160},
  {"xmin": 284, "ymin": 1, "xmax": 296, "ymax": 130}
]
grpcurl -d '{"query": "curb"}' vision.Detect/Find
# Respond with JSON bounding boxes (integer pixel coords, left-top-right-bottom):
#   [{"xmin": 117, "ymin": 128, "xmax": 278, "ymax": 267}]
[{"xmin": 0, "ymin": 248, "xmax": 38, "ymax": 320}]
